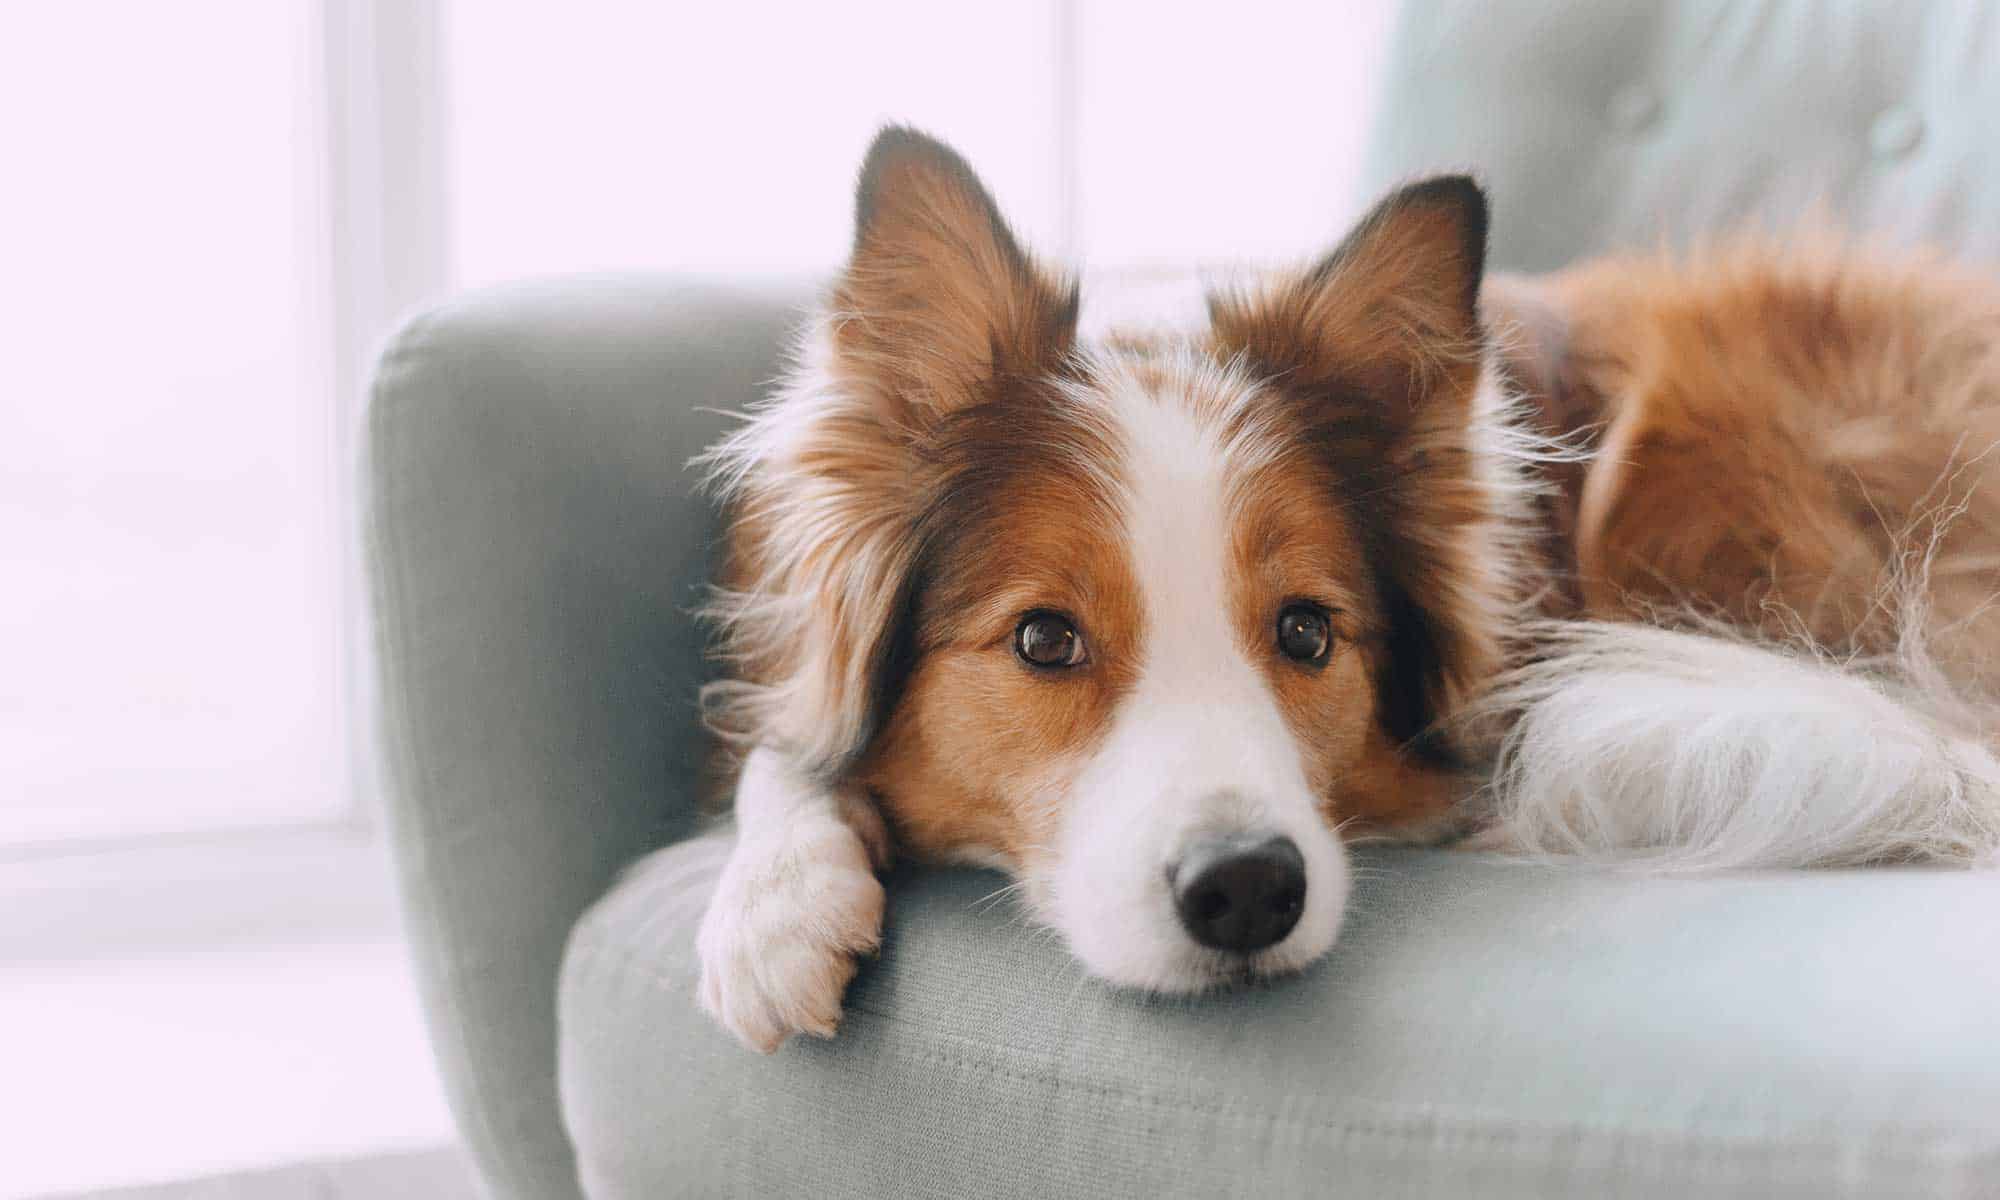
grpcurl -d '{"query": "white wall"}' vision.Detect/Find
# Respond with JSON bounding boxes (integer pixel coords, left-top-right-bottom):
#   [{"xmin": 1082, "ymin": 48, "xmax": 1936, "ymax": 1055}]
[
  {"xmin": 1, "ymin": 2, "xmax": 347, "ymax": 847},
  {"xmin": 1074, "ymin": 1, "xmax": 1397, "ymax": 270},
  {"xmin": 0, "ymin": 0, "xmax": 1398, "ymax": 848},
  {"xmin": 447, "ymin": 2, "xmax": 1074, "ymax": 284},
  {"xmin": 446, "ymin": 1, "xmax": 1398, "ymax": 286}
]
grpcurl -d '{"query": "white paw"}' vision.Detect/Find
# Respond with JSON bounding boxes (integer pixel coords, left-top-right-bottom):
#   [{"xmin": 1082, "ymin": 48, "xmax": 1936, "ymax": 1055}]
[{"xmin": 695, "ymin": 796, "xmax": 890, "ymax": 1053}]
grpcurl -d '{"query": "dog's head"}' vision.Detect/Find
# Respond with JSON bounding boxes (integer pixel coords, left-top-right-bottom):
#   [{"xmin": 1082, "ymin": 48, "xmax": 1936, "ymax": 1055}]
[{"xmin": 709, "ymin": 128, "xmax": 1526, "ymax": 991}]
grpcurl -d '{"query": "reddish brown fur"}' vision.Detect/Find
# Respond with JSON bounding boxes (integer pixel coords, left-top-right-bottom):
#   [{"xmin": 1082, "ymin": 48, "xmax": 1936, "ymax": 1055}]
[
  {"xmin": 1205, "ymin": 177, "xmax": 1521, "ymax": 830},
  {"xmin": 852, "ymin": 174, "xmax": 1513, "ymax": 853},
  {"xmin": 1207, "ymin": 180, "xmax": 1509, "ymax": 746},
  {"xmin": 857, "ymin": 382, "xmax": 1138, "ymax": 867},
  {"xmin": 1496, "ymin": 238, "xmax": 2000, "ymax": 695},
  {"xmin": 714, "ymin": 151, "xmax": 1516, "ymax": 856},
  {"xmin": 714, "ymin": 128, "xmax": 2000, "ymax": 880},
  {"xmin": 698, "ymin": 129, "xmax": 2000, "ymax": 1060},
  {"xmin": 1221, "ymin": 444, "xmax": 1462, "ymax": 829},
  {"xmin": 705, "ymin": 130, "xmax": 1080, "ymax": 782}
]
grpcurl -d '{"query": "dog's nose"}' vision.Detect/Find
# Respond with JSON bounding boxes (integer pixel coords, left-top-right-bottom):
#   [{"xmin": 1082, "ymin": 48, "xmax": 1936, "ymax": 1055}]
[{"xmin": 1170, "ymin": 832, "xmax": 1307, "ymax": 952}]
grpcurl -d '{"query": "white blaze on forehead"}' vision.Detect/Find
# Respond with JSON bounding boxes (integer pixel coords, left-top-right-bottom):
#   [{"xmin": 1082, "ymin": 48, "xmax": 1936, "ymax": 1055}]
[
  {"xmin": 1039, "ymin": 349, "xmax": 1349, "ymax": 992},
  {"xmin": 1098, "ymin": 356, "xmax": 1299, "ymax": 798}
]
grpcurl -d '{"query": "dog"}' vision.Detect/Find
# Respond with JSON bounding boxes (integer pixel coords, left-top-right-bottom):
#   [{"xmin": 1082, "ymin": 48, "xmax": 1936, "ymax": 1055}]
[{"xmin": 693, "ymin": 126, "xmax": 2000, "ymax": 1053}]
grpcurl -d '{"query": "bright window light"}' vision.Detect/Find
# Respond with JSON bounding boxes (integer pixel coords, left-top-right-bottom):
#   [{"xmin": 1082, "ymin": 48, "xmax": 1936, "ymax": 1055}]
[
  {"xmin": 0, "ymin": 1, "xmax": 346, "ymax": 849},
  {"xmin": 0, "ymin": 0, "xmax": 1393, "ymax": 855},
  {"xmin": 443, "ymin": 2, "xmax": 1391, "ymax": 284},
  {"xmin": 445, "ymin": 2, "xmax": 1070, "ymax": 286}
]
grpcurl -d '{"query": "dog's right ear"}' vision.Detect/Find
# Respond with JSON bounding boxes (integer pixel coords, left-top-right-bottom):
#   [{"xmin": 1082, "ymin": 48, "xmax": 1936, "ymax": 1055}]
[
  {"xmin": 704, "ymin": 129, "xmax": 1074, "ymax": 781},
  {"xmin": 833, "ymin": 126, "xmax": 1078, "ymax": 423}
]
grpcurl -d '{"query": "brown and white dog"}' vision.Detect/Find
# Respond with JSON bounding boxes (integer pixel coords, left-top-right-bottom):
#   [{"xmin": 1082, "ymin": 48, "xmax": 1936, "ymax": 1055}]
[{"xmin": 694, "ymin": 127, "xmax": 2000, "ymax": 1052}]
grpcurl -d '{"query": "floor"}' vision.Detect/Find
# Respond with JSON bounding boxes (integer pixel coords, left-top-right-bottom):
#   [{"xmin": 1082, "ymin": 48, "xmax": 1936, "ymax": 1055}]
[
  {"xmin": 0, "ymin": 844, "xmax": 461, "ymax": 1199},
  {"xmin": 42, "ymin": 1148, "xmax": 477, "ymax": 1200}
]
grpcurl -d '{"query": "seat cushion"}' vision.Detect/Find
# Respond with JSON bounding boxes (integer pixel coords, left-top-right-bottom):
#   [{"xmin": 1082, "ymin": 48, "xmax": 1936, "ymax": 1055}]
[{"xmin": 559, "ymin": 831, "xmax": 2000, "ymax": 1198}]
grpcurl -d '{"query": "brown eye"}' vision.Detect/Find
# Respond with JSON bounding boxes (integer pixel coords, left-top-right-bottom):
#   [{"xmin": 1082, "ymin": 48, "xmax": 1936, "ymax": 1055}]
[
  {"xmin": 1015, "ymin": 611, "xmax": 1086, "ymax": 669},
  {"xmin": 1276, "ymin": 603, "xmax": 1332, "ymax": 665}
]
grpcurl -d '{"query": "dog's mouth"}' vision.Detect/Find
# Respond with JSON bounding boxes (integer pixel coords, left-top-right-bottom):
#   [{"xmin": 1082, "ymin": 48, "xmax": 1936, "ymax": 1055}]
[
  {"xmin": 1182, "ymin": 943, "xmax": 1315, "ymax": 992},
  {"xmin": 1076, "ymin": 929, "xmax": 1322, "ymax": 998}
]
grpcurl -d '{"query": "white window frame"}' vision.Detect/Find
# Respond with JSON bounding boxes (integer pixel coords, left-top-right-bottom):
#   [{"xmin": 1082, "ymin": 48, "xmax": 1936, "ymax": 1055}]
[
  {"xmin": 2, "ymin": 0, "xmax": 450, "ymax": 947},
  {"xmin": 321, "ymin": 0, "xmax": 454, "ymax": 846}
]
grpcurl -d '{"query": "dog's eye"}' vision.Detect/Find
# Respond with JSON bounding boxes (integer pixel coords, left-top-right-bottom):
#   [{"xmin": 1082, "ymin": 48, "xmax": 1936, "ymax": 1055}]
[
  {"xmin": 1276, "ymin": 603, "xmax": 1332, "ymax": 665},
  {"xmin": 1015, "ymin": 611, "xmax": 1087, "ymax": 669}
]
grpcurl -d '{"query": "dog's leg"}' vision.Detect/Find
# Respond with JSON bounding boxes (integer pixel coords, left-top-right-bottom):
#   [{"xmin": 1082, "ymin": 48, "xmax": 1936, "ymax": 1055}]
[{"xmin": 695, "ymin": 746, "xmax": 891, "ymax": 1053}]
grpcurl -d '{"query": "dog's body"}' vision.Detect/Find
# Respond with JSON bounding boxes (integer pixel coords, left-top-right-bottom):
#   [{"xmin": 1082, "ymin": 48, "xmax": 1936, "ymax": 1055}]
[{"xmin": 694, "ymin": 128, "xmax": 2000, "ymax": 1052}]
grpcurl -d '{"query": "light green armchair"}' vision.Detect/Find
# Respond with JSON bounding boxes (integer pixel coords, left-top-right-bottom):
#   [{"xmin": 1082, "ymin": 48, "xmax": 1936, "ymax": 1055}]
[{"xmin": 363, "ymin": 3, "xmax": 2000, "ymax": 1196}]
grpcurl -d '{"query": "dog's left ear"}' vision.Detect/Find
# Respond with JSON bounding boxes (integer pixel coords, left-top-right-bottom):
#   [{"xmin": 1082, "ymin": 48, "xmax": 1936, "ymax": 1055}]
[
  {"xmin": 1210, "ymin": 175, "xmax": 1487, "ymax": 403},
  {"xmin": 1209, "ymin": 176, "xmax": 1508, "ymax": 749}
]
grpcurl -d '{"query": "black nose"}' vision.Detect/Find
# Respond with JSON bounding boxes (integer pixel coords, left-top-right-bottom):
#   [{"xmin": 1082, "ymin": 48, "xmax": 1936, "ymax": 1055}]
[{"xmin": 1171, "ymin": 832, "xmax": 1307, "ymax": 953}]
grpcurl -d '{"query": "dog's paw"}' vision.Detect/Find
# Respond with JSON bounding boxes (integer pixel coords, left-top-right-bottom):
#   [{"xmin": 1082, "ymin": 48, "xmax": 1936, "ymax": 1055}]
[{"xmin": 695, "ymin": 801, "xmax": 889, "ymax": 1053}]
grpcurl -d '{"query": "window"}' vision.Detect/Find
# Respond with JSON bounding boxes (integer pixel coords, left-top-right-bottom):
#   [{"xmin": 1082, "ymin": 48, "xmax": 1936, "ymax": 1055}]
[
  {"xmin": 4, "ymin": 2, "xmax": 1392, "ymax": 856},
  {"xmin": 2, "ymin": 4, "xmax": 1395, "ymax": 1192},
  {"xmin": 445, "ymin": 3, "xmax": 1072, "ymax": 284},
  {"xmin": 2, "ymin": 2, "xmax": 349, "ymax": 849},
  {"xmin": 444, "ymin": 1, "xmax": 1395, "ymax": 282}
]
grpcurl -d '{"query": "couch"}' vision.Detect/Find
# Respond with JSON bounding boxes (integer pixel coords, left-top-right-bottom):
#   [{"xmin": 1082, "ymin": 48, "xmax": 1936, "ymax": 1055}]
[{"xmin": 363, "ymin": 2, "xmax": 2000, "ymax": 1195}]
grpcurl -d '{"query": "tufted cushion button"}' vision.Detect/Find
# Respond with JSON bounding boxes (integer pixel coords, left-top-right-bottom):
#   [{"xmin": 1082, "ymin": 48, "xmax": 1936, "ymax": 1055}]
[
  {"xmin": 1608, "ymin": 86, "xmax": 1661, "ymax": 134},
  {"xmin": 1869, "ymin": 107, "xmax": 1924, "ymax": 160}
]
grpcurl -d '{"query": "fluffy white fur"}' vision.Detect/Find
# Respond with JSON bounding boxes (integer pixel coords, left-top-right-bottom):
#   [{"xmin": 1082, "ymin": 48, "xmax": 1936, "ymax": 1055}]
[
  {"xmin": 695, "ymin": 320, "xmax": 920, "ymax": 777},
  {"xmin": 1038, "ymin": 352, "xmax": 1348, "ymax": 990},
  {"xmin": 694, "ymin": 746, "xmax": 891, "ymax": 1053},
  {"xmin": 1468, "ymin": 619, "xmax": 2000, "ymax": 868}
]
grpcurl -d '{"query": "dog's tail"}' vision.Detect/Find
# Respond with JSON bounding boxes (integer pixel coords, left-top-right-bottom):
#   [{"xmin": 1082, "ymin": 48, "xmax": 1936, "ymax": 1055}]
[{"xmin": 1464, "ymin": 618, "xmax": 2000, "ymax": 868}]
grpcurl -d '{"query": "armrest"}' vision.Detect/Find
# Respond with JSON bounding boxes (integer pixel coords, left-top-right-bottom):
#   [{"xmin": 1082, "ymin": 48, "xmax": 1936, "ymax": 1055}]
[{"xmin": 362, "ymin": 275, "xmax": 804, "ymax": 1199}]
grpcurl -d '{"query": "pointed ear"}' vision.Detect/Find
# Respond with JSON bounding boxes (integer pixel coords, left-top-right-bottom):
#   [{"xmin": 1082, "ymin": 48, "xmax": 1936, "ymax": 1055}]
[
  {"xmin": 1209, "ymin": 174, "xmax": 1488, "ymax": 403},
  {"xmin": 1208, "ymin": 177, "xmax": 1509, "ymax": 751},
  {"xmin": 833, "ymin": 127, "xmax": 1077, "ymax": 418},
  {"xmin": 704, "ymin": 131, "xmax": 1074, "ymax": 780},
  {"xmin": 1314, "ymin": 174, "xmax": 1488, "ymax": 325}
]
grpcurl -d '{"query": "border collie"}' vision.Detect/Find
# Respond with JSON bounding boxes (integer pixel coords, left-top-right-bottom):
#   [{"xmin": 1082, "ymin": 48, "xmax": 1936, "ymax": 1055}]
[{"xmin": 693, "ymin": 127, "xmax": 2000, "ymax": 1052}]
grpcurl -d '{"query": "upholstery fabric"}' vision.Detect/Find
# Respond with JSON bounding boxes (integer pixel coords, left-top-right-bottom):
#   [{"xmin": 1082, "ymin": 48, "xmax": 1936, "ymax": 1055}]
[
  {"xmin": 563, "ymin": 836, "xmax": 2000, "ymax": 1198},
  {"xmin": 1364, "ymin": 0, "xmax": 2000, "ymax": 272},
  {"xmin": 364, "ymin": 277, "xmax": 800, "ymax": 1199}
]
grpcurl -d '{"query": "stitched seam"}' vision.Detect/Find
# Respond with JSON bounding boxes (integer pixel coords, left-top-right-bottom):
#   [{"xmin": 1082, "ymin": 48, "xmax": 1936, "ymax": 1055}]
[
  {"xmin": 885, "ymin": 1039, "xmax": 1993, "ymax": 1184},
  {"xmin": 564, "ymin": 937, "xmax": 1996, "ymax": 1180}
]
